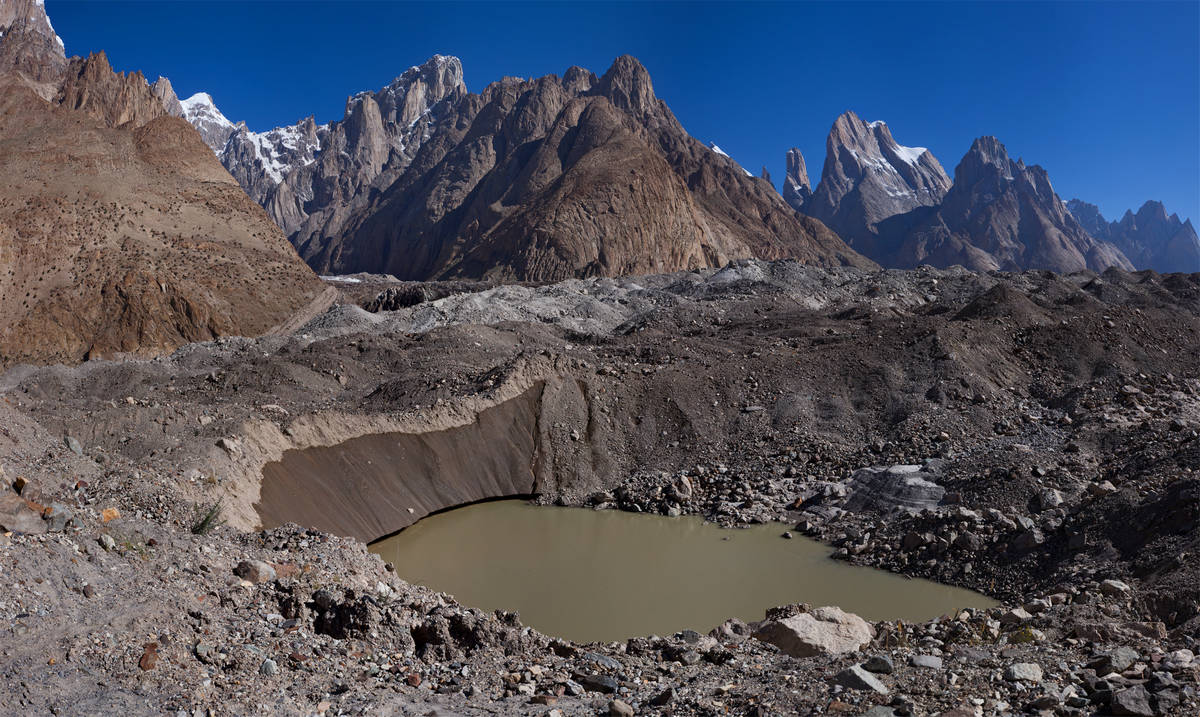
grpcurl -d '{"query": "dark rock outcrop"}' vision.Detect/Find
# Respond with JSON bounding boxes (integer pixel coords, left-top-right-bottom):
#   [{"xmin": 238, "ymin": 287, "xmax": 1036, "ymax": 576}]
[{"xmin": 56, "ymin": 50, "xmax": 167, "ymax": 128}]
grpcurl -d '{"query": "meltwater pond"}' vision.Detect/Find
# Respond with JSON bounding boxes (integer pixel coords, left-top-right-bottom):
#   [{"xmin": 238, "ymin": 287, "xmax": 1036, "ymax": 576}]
[{"xmin": 370, "ymin": 500, "xmax": 996, "ymax": 643}]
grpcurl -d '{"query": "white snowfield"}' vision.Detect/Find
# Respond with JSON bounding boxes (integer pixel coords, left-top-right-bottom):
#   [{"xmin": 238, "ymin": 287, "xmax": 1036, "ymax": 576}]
[{"xmin": 181, "ymin": 93, "xmax": 235, "ymax": 132}]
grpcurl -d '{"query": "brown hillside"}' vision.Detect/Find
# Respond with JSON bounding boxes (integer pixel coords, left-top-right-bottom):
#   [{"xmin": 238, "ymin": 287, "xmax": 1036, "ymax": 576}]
[{"xmin": 0, "ymin": 76, "xmax": 323, "ymax": 366}]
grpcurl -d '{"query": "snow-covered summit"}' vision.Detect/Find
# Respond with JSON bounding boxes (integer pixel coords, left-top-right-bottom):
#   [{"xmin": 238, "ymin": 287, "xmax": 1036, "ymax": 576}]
[{"xmin": 181, "ymin": 92, "xmax": 236, "ymax": 152}]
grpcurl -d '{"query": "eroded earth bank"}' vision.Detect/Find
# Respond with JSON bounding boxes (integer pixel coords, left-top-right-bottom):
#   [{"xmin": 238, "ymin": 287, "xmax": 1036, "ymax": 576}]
[{"xmin": 1, "ymin": 260, "xmax": 1199, "ymax": 716}]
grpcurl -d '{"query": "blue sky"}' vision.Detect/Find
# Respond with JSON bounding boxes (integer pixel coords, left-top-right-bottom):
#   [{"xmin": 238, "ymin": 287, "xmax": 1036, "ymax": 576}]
[{"xmin": 49, "ymin": 1, "xmax": 1199, "ymax": 224}]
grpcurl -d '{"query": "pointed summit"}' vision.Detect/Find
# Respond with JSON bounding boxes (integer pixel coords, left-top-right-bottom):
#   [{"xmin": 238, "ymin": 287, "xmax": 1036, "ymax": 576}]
[
  {"xmin": 180, "ymin": 92, "xmax": 236, "ymax": 152},
  {"xmin": 595, "ymin": 55, "xmax": 659, "ymax": 120},
  {"xmin": 150, "ymin": 76, "xmax": 184, "ymax": 117},
  {"xmin": 803, "ymin": 111, "xmax": 950, "ymax": 256},
  {"xmin": 782, "ymin": 147, "xmax": 811, "ymax": 211},
  {"xmin": 1082, "ymin": 198, "xmax": 1200, "ymax": 272},
  {"xmin": 896, "ymin": 136, "xmax": 1133, "ymax": 273}
]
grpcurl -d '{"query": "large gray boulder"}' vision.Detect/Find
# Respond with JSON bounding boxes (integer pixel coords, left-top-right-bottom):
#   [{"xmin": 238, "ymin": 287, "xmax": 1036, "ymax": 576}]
[
  {"xmin": 843, "ymin": 464, "xmax": 945, "ymax": 514},
  {"xmin": 752, "ymin": 606, "xmax": 875, "ymax": 658}
]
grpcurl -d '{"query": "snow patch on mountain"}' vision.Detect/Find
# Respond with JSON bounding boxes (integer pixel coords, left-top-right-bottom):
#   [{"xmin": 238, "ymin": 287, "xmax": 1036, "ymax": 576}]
[
  {"xmin": 893, "ymin": 144, "xmax": 927, "ymax": 166},
  {"xmin": 708, "ymin": 143, "xmax": 754, "ymax": 177}
]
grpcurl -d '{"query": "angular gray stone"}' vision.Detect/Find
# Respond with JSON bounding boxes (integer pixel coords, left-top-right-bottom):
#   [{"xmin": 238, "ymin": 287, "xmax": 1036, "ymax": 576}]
[
  {"xmin": 1094, "ymin": 646, "xmax": 1140, "ymax": 674},
  {"xmin": 575, "ymin": 673, "xmax": 617, "ymax": 694},
  {"xmin": 1100, "ymin": 579, "xmax": 1132, "ymax": 597},
  {"xmin": 1110, "ymin": 685, "xmax": 1154, "ymax": 716},
  {"xmin": 909, "ymin": 654, "xmax": 943, "ymax": 669},
  {"xmin": 64, "ymin": 435, "xmax": 83, "ymax": 456},
  {"xmin": 832, "ymin": 664, "xmax": 889, "ymax": 694},
  {"xmin": 45, "ymin": 503, "xmax": 74, "ymax": 532},
  {"xmin": 1004, "ymin": 662, "xmax": 1043, "ymax": 682},
  {"xmin": 0, "ymin": 493, "xmax": 45, "ymax": 534},
  {"xmin": 607, "ymin": 700, "xmax": 634, "ymax": 717}
]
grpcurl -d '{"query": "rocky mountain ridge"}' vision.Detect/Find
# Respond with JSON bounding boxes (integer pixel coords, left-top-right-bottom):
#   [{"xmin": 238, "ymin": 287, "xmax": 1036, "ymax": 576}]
[
  {"xmin": 307, "ymin": 55, "xmax": 867, "ymax": 280},
  {"xmin": 184, "ymin": 54, "xmax": 868, "ymax": 281},
  {"xmin": 788, "ymin": 119, "xmax": 1145, "ymax": 273},
  {"xmin": 881, "ymin": 136, "xmax": 1133, "ymax": 272},
  {"xmin": 1068, "ymin": 198, "xmax": 1200, "ymax": 274}
]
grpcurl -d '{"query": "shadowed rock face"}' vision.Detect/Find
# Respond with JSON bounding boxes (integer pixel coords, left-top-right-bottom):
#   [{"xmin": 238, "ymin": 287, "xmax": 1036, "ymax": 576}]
[
  {"xmin": 1068, "ymin": 199, "xmax": 1200, "ymax": 274},
  {"xmin": 200, "ymin": 56, "xmax": 467, "ymax": 240},
  {"xmin": 799, "ymin": 111, "xmax": 951, "ymax": 258},
  {"xmin": 292, "ymin": 55, "xmax": 869, "ymax": 281},
  {"xmin": 149, "ymin": 76, "xmax": 184, "ymax": 117},
  {"xmin": 882, "ymin": 137, "xmax": 1133, "ymax": 272}
]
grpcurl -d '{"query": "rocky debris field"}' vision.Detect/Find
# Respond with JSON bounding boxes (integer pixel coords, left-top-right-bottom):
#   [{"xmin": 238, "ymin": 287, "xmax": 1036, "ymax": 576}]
[{"xmin": 1, "ymin": 260, "xmax": 1199, "ymax": 715}]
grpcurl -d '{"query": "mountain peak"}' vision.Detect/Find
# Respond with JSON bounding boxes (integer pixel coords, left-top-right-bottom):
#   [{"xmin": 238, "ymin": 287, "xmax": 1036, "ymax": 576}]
[
  {"xmin": 781, "ymin": 147, "xmax": 811, "ymax": 211},
  {"xmin": 150, "ymin": 76, "xmax": 184, "ymax": 117},
  {"xmin": 964, "ymin": 136, "xmax": 1010, "ymax": 168},
  {"xmin": 595, "ymin": 54, "xmax": 657, "ymax": 118},
  {"xmin": 803, "ymin": 111, "xmax": 950, "ymax": 251},
  {"xmin": 180, "ymin": 92, "xmax": 236, "ymax": 152}
]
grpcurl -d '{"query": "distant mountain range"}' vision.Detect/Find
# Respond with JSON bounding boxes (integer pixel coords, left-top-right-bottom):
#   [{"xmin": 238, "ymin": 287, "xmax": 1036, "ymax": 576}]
[
  {"xmin": 180, "ymin": 56, "xmax": 1195, "ymax": 279},
  {"xmin": 2, "ymin": 0, "xmax": 1196, "ymax": 351}
]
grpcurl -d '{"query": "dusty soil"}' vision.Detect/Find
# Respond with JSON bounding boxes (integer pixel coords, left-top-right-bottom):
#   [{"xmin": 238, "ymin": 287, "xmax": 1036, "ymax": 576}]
[{"xmin": 0, "ymin": 261, "xmax": 1198, "ymax": 715}]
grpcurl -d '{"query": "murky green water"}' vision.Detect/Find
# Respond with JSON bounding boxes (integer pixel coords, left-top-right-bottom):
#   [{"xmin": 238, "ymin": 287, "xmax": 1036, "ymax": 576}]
[{"xmin": 370, "ymin": 500, "xmax": 996, "ymax": 643}]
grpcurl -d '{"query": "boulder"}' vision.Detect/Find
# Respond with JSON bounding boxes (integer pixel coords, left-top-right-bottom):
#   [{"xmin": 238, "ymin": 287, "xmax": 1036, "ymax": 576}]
[
  {"xmin": 0, "ymin": 493, "xmax": 45, "ymax": 534},
  {"xmin": 752, "ymin": 606, "xmax": 875, "ymax": 658},
  {"xmin": 1110, "ymin": 685, "xmax": 1154, "ymax": 716},
  {"xmin": 233, "ymin": 560, "xmax": 277, "ymax": 584},
  {"xmin": 843, "ymin": 465, "xmax": 944, "ymax": 513},
  {"xmin": 1004, "ymin": 662, "xmax": 1043, "ymax": 682},
  {"xmin": 832, "ymin": 664, "xmax": 889, "ymax": 694}
]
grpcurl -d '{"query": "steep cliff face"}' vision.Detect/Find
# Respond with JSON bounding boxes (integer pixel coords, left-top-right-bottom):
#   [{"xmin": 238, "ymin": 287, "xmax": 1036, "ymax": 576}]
[
  {"xmin": 782, "ymin": 147, "xmax": 811, "ymax": 210},
  {"xmin": 150, "ymin": 76, "xmax": 184, "ymax": 117},
  {"xmin": 187, "ymin": 56, "xmax": 467, "ymax": 240},
  {"xmin": 291, "ymin": 56, "xmax": 868, "ymax": 280},
  {"xmin": 57, "ymin": 51, "xmax": 168, "ymax": 128},
  {"xmin": 0, "ymin": 0, "xmax": 65, "ymax": 98},
  {"xmin": 889, "ymin": 137, "xmax": 1132, "ymax": 272},
  {"xmin": 0, "ymin": 2, "xmax": 325, "ymax": 367},
  {"xmin": 800, "ymin": 111, "xmax": 951, "ymax": 258},
  {"xmin": 1069, "ymin": 199, "xmax": 1200, "ymax": 274}
]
